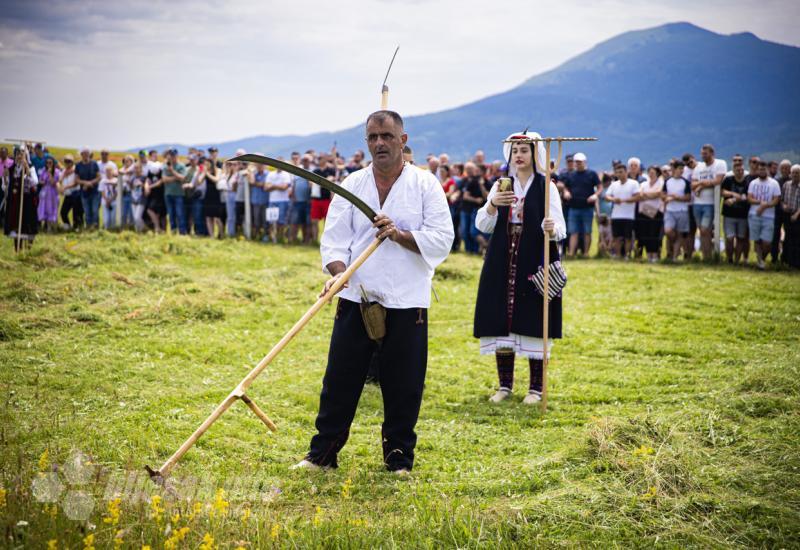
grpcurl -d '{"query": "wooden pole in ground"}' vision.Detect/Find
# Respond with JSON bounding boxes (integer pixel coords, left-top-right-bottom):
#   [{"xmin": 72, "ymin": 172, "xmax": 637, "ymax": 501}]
[{"xmin": 541, "ymin": 140, "xmax": 552, "ymax": 412}]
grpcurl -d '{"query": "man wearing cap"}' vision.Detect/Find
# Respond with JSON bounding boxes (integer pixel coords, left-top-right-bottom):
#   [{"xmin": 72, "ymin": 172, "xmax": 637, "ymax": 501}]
[
  {"xmin": 76, "ymin": 147, "xmax": 101, "ymax": 229},
  {"xmin": 30, "ymin": 143, "xmax": 48, "ymax": 173},
  {"xmin": 558, "ymin": 154, "xmax": 574, "ymax": 178},
  {"xmin": 561, "ymin": 152, "xmax": 599, "ymax": 257},
  {"xmin": 162, "ymin": 149, "xmax": 188, "ymax": 235}
]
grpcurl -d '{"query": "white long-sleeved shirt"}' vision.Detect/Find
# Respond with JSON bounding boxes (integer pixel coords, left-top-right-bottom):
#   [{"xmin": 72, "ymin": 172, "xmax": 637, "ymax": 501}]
[
  {"xmin": 320, "ymin": 163, "xmax": 454, "ymax": 309},
  {"xmin": 475, "ymin": 175, "xmax": 566, "ymax": 240}
]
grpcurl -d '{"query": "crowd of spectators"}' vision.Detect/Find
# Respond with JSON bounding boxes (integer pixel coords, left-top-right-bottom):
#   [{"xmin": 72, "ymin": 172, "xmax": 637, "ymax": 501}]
[{"xmin": 2, "ymin": 141, "xmax": 798, "ymax": 269}]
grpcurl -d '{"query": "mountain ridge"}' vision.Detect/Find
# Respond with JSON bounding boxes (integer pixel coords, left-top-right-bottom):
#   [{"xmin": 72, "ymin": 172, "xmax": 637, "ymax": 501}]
[{"xmin": 134, "ymin": 22, "xmax": 800, "ymax": 165}]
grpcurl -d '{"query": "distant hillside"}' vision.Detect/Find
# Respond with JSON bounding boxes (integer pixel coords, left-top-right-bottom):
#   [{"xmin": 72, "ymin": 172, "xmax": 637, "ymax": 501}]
[{"xmin": 136, "ymin": 22, "xmax": 800, "ymax": 167}]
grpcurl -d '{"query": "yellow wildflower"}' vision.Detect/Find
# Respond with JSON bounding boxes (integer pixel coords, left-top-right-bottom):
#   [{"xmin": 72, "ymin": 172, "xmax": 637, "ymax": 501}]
[
  {"xmin": 113, "ymin": 530, "xmax": 124, "ymax": 549},
  {"xmin": 241, "ymin": 506, "xmax": 251, "ymax": 524},
  {"xmin": 142, "ymin": 546, "xmax": 151, "ymax": 550},
  {"xmin": 83, "ymin": 533, "xmax": 95, "ymax": 550},
  {"xmin": 210, "ymin": 488, "xmax": 229, "ymax": 518},
  {"xmin": 103, "ymin": 498, "xmax": 121, "ymax": 526},
  {"xmin": 341, "ymin": 477, "xmax": 352, "ymax": 500},
  {"xmin": 171, "ymin": 512, "xmax": 181, "ymax": 525},
  {"xmin": 199, "ymin": 532, "xmax": 215, "ymax": 550},
  {"xmin": 47, "ymin": 540, "xmax": 57, "ymax": 550},
  {"xmin": 270, "ymin": 523, "xmax": 281, "ymax": 540},
  {"xmin": 187, "ymin": 501, "xmax": 203, "ymax": 521},
  {"xmin": 0, "ymin": 488, "xmax": 6, "ymax": 509},
  {"xmin": 39, "ymin": 449, "xmax": 50, "ymax": 472},
  {"xmin": 632, "ymin": 445, "xmax": 655, "ymax": 457},
  {"xmin": 149, "ymin": 495, "xmax": 164, "ymax": 522},
  {"xmin": 164, "ymin": 527, "xmax": 190, "ymax": 550},
  {"xmin": 312, "ymin": 505, "xmax": 322, "ymax": 527},
  {"xmin": 642, "ymin": 486, "xmax": 657, "ymax": 500}
]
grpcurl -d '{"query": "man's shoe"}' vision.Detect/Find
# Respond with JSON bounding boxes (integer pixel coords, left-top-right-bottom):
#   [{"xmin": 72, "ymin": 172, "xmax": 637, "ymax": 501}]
[
  {"xmin": 392, "ymin": 468, "xmax": 411, "ymax": 477},
  {"xmin": 523, "ymin": 390, "xmax": 542, "ymax": 405},
  {"xmin": 290, "ymin": 459, "xmax": 328, "ymax": 471},
  {"xmin": 489, "ymin": 388, "xmax": 511, "ymax": 403}
]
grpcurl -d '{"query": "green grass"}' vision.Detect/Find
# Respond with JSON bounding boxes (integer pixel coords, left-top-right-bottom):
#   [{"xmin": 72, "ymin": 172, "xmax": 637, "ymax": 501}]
[{"xmin": 1, "ymin": 232, "xmax": 799, "ymax": 548}]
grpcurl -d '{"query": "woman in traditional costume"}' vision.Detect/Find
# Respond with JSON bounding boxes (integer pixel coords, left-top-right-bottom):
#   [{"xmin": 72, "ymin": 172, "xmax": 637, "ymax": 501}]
[
  {"xmin": 473, "ymin": 131, "xmax": 567, "ymax": 404},
  {"xmin": 4, "ymin": 146, "xmax": 40, "ymax": 252}
]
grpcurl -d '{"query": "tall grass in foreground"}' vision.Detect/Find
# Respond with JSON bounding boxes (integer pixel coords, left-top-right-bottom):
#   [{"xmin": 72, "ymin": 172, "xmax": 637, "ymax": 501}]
[{"xmin": 0, "ymin": 232, "xmax": 798, "ymax": 548}]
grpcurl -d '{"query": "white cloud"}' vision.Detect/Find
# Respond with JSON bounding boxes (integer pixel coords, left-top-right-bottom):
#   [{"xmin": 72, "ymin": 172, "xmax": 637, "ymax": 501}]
[{"xmin": 0, "ymin": 0, "xmax": 797, "ymax": 150}]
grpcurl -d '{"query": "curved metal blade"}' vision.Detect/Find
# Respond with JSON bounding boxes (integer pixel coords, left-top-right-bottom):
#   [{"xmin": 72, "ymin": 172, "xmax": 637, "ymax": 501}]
[{"xmin": 230, "ymin": 154, "xmax": 377, "ymax": 221}]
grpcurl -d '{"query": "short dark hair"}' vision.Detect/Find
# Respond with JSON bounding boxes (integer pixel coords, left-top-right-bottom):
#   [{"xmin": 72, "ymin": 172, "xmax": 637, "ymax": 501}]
[
  {"xmin": 701, "ymin": 144, "xmax": 715, "ymax": 153},
  {"xmin": 402, "ymin": 145, "xmax": 412, "ymax": 154},
  {"xmin": 672, "ymin": 160, "xmax": 685, "ymax": 169},
  {"xmin": 366, "ymin": 110, "xmax": 404, "ymax": 129},
  {"xmin": 682, "ymin": 153, "xmax": 694, "ymax": 163}
]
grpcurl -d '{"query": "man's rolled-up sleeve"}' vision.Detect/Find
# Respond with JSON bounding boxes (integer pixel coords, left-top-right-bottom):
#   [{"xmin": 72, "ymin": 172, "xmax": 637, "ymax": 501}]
[
  {"xmin": 320, "ymin": 191, "xmax": 354, "ymax": 274},
  {"xmin": 410, "ymin": 181, "xmax": 454, "ymax": 270}
]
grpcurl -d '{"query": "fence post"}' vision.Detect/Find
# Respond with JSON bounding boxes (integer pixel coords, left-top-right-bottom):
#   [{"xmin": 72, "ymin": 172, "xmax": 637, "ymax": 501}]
[
  {"xmin": 116, "ymin": 166, "xmax": 123, "ymax": 229},
  {"xmin": 714, "ymin": 183, "xmax": 721, "ymax": 260},
  {"xmin": 244, "ymin": 177, "xmax": 252, "ymax": 239}
]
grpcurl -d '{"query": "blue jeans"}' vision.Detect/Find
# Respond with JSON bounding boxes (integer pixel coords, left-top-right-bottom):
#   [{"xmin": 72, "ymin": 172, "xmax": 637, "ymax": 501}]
[
  {"xmin": 165, "ymin": 194, "xmax": 187, "ymax": 235},
  {"xmin": 121, "ymin": 195, "xmax": 134, "ymax": 228},
  {"xmin": 692, "ymin": 204, "xmax": 714, "ymax": 229},
  {"xmin": 460, "ymin": 209, "xmax": 479, "ymax": 253},
  {"xmin": 81, "ymin": 191, "xmax": 101, "ymax": 227},
  {"xmin": 226, "ymin": 191, "xmax": 238, "ymax": 237},
  {"xmin": 102, "ymin": 202, "xmax": 116, "ymax": 229},
  {"xmin": 190, "ymin": 196, "xmax": 207, "ymax": 236}
]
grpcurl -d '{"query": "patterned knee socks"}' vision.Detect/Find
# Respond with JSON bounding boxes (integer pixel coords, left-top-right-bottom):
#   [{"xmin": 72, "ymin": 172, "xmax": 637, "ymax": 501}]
[{"xmin": 495, "ymin": 350, "xmax": 515, "ymax": 390}]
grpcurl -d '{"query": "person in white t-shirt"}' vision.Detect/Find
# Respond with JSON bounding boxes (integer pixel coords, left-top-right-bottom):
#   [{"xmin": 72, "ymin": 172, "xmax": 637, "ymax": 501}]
[
  {"xmin": 662, "ymin": 161, "xmax": 693, "ymax": 261},
  {"xmin": 266, "ymin": 163, "xmax": 292, "ymax": 243},
  {"xmin": 747, "ymin": 160, "xmax": 782, "ymax": 269},
  {"xmin": 691, "ymin": 144, "xmax": 727, "ymax": 260},
  {"xmin": 605, "ymin": 163, "xmax": 640, "ymax": 259}
]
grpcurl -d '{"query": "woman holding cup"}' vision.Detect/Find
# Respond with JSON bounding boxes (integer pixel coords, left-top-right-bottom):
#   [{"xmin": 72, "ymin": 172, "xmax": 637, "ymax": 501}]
[{"xmin": 473, "ymin": 131, "xmax": 566, "ymax": 404}]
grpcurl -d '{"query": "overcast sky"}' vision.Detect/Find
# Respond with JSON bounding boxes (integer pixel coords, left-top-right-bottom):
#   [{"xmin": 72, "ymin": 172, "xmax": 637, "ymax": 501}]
[{"xmin": 1, "ymin": 0, "xmax": 798, "ymax": 150}]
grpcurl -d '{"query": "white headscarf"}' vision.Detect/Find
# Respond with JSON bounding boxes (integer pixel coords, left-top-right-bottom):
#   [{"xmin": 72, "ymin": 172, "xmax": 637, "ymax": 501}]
[{"xmin": 502, "ymin": 131, "xmax": 547, "ymax": 178}]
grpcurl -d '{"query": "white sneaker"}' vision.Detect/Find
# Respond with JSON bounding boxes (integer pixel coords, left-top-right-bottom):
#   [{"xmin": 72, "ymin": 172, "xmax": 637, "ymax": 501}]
[
  {"xmin": 489, "ymin": 388, "xmax": 512, "ymax": 403},
  {"xmin": 392, "ymin": 468, "xmax": 411, "ymax": 477},
  {"xmin": 522, "ymin": 391, "xmax": 542, "ymax": 405},
  {"xmin": 757, "ymin": 259, "xmax": 766, "ymax": 270},
  {"xmin": 290, "ymin": 459, "xmax": 327, "ymax": 471}
]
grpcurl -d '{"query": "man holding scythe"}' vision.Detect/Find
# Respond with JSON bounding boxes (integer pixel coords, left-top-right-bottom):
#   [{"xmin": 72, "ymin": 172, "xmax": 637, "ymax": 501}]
[{"xmin": 294, "ymin": 110, "xmax": 454, "ymax": 474}]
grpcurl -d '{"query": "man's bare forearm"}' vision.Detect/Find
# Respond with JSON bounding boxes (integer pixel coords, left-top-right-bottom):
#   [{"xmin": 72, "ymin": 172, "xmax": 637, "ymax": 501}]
[{"xmin": 393, "ymin": 229, "xmax": 420, "ymax": 254}]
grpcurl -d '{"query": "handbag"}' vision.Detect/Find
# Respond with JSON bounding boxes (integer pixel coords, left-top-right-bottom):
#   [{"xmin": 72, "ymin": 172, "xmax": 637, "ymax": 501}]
[
  {"xmin": 639, "ymin": 203, "xmax": 659, "ymax": 218},
  {"xmin": 528, "ymin": 260, "xmax": 567, "ymax": 300}
]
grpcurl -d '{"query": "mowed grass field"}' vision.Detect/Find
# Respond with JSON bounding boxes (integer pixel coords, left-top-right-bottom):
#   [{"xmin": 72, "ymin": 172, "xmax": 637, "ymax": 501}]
[{"xmin": 0, "ymin": 232, "xmax": 799, "ymax": 548}]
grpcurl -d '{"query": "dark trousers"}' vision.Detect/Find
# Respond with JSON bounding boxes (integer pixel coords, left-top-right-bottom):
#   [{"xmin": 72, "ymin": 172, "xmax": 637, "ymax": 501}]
[
  {"xmin": 783, "ymin": 211, "xmax": 800, "ymax": 268},
  {"xmin": 61, "ymin": 194, "xmax": 84, "ymax": 228},
  {"xmin": 771, "ymin": 203, "xmax": 783, "ymax": 262},
  {"xmin": 307, "ymin": 299, "xmax": 428, "ymax": 471}
]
